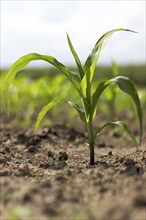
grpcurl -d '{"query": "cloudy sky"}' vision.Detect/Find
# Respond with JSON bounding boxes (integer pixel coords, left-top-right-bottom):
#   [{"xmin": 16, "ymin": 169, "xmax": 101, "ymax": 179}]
[{"xmin": 1, "ymin": 0, "xmax": 145, "ymax": 68}]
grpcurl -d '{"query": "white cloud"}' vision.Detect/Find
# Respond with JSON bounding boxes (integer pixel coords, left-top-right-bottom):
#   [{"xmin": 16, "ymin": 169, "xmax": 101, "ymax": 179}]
[{"xmin": 1, "ymin": 0, "xmax": 145, "ymax": 67}]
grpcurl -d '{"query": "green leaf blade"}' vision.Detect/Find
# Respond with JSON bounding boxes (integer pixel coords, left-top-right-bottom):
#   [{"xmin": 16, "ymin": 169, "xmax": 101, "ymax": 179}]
[
  {"xmin": 81, "ymin": 28, "xmax": 137, "ymax": 100},
  {"xmin": 3, "ymin": 53, "xmax": 82, "ymax": 111},
  {"xmin": 67, "ymin": 33, "xmax": 84, "ymax": 79},
  {"xmin": 90, "ymin": 80, "xmax": 110, "ymax": 120},
  {"xmin": 83, "ymin": 28, "xmax": 137, "ymax": 78},
  {"xmin": 94, "ymin": 121, "xmax": 138, "ymax": 147},
  {"xmin": 67, "ymin": 101, "xmax": 86, "ymax": 122},
  {"xmin": 35, "ymin": 100, "xmax": 62, "ymax": 135},
  {"xmin": 113, "ymin": 76, "xmax": 143, "ymax": 144}
]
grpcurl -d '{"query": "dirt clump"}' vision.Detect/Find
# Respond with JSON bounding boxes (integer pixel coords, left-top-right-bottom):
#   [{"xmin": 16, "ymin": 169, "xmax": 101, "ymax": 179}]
[{"xmin": 0, "ymin": 118, "xmax": 146, "ymax": 220}]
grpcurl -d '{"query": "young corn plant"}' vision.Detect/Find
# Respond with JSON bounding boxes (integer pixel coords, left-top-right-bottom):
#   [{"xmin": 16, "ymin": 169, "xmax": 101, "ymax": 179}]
[{"xmin": 4, "ymin": 28, "xmax": 142, "ymax": 165}]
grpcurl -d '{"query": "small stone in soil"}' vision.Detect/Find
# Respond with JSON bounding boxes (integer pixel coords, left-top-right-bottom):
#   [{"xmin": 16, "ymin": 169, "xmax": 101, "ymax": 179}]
[
  {"xmin": 124, "ymin": 158, "xmax": 135, "ymax": 166},
  {"xmin": 98, "ymin": 143, "xmax": 106, "ymax": 148},
  {"xmin": 133, "ymin": 196, "xmax": 146, "ymax": 207},
  {"xmin": 113, "ymin": 131, "xmax": 121, "ymax": 138},
  {"xmin": 58, "ymin": 151, "xmax": 68, "ymax": 161},
  {"xmin": 55, "ymin": 174, "xmax": 67, "ymax": 181},
  {"xmin": 18, "ymin": 164, "xmax": 30, "ymax": 176},
  {"xmin": 28, "ymin": 145, "xmax": 37, "ymax": 153},
  {"xmin": 0, "ymin": 168, "xmax": 10, "ymax": 176},
  {"xmin": 108, "ymin": 151, "xmax": 113, "ymax": 156},
  {"xmin": 4, "ymin": 146, "xmax": 10, "ymax": 153},
  {"xmin": 47, "ymin": 150, "xmax": 54, "ymax": 158}
]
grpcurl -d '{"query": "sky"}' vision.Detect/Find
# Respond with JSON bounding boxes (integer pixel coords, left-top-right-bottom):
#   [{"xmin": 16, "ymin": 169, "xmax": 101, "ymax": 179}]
[{"xmin": 1, "ymin": 0, "xmax": 145, "ymax": 68}]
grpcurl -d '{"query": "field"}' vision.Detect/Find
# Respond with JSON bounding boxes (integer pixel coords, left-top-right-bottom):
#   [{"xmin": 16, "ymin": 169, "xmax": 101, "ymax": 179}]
[{"xmin": 0, "ymin": 65, "xmax": 146, "ymax": 220}]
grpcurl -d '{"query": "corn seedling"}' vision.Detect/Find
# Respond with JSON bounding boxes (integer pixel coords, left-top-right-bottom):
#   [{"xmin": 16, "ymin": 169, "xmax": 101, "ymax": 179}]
[{"xmin": 4, "ymin": 28, "xmax": 142, "ymax": 165}]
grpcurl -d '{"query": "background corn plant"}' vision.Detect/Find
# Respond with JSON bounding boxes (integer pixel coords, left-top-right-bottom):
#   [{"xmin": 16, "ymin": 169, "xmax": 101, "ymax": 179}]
[
  {"xmin": 4, "ymin": 28, "xmax": 142, "ymax": 165},
  {"xmin": 1, "ymin": 72, "xmax": 78, "ymax": 125}
]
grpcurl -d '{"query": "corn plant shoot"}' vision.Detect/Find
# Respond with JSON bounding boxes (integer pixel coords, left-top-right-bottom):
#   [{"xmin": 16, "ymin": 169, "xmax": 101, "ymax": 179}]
[{"xmin": 4, "ymin": 28, "xmax": 143, "ymax": 165}]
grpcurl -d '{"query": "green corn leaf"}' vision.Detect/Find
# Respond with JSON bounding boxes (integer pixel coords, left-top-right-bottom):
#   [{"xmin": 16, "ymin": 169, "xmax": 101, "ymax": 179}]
[
  {"xmin": 80, "ymin": 56, "xmax": 99, "ymax": 99},
  {"xmin": 81, "ymin": 29, "xmax": 136, "ymax": 99},
  {"xmin": 3, "ymin": 53, "xmax": 82, "ymax": 111},
  {"xmin": 67, "ymin": 101, "xmax": 86, "ymax": 122},
  {"xmin": 35, "ymin": 100, "xmax": 86, "ymax": 135},
  {"xmin": 67, "ymin": 33, "xmax": 84, "ymax": 79},
  {"xmin": 80, "ymin": 74, "xmax": 88, "ymax": 97},
  {"xmin": 112, "ymin": 76, "xmax": 143, "ymax": 144},
  {"xmin": 90, "ymin": 76, "xmax": 142, "ymax": 145},
  {"xmin": 90, "ymin": 80, "xmax": 110, "ymax": 120},
  {"xmin": 94, "ymin": 121, "xmax": 138, "ymax": 147},
  {"xmin": 80, "ymin": 96, "xmax": 91, "ymax": 122},
  {"xmin": 84, "ymin": 28, "xmax": 137, "ymax": 74},
  {"xmin": 80, "ymin": 69, "xmax": 92, "ymax": 100},
  {"xmin": 81, "ymin": 53, "xmax": 98, "ymax": 96},
  {"xmin": 35, "ymin": 100, "xmax": 63, "ymax": 135}
]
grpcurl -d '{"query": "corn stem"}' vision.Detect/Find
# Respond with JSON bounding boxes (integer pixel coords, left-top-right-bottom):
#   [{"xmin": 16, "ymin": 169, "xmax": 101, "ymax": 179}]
[{"xmin": 87, "ymin": 120, "xmax": 95, "ymax": 165}]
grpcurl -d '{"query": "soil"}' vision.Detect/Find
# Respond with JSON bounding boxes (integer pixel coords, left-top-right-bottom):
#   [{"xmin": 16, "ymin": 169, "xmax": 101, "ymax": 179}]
[{"xmin": 0, "ymin": 115, "xmax": 146, "ymax": 220}]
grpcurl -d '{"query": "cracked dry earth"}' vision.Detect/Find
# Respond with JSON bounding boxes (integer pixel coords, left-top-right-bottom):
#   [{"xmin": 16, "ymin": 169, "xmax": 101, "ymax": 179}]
[{"xmin": 0, "ymin": 117, "xmax": 146, "ymax": 220}]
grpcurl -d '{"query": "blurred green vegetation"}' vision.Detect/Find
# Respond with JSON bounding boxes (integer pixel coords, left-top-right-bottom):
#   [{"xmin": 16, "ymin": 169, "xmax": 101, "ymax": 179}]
[
  {"xmin": 94, "ymin": 64, "xmax": 146, "ymax": 85},
  {"xmin": 1, "ymin": 64, "xmax": 145, "ymax": 127}
]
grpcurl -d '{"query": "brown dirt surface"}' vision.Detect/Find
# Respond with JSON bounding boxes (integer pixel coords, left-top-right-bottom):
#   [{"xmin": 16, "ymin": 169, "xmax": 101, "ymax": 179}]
[{"xmin": 0, "ymin": 115, "xmax": 146, "ymax": 220}]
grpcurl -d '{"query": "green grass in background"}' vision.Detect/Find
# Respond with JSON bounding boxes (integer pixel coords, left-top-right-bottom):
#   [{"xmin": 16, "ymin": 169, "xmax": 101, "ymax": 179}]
[{"xmin": 1, "ymin": 64, "xmax": 145, "ymax": 127}]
